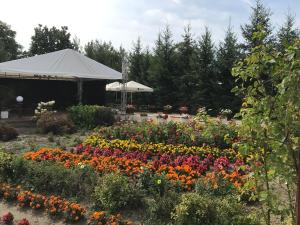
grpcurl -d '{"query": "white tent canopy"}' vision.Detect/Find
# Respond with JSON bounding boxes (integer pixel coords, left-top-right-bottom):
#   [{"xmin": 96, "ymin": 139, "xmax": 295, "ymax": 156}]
[
  {"xmin": 105, "ymin": 81, "xmax": 153, "ymax": 93},
  {"xmin": 0, "ymin": 49, "xmax": 122, "ymax": 80}
]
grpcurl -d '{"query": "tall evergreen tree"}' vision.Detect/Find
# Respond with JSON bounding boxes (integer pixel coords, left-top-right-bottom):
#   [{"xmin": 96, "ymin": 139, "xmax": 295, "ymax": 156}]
[
  {"xmin": 0, "ymin": 20, "xmax": 21, "ymax": 62},
  {"xmin": 277, "ymin": 12, "xmax": 300, "ymax": 51},
  {"xmin": 241, "ymin": 0, "xmax": 273, "ymax": 52},
  {"xmin": 150, "ymin": 26, "xmax": 178, "ymax": 106},
  {"xmin": 29, "ymin": 24, "xmax": 74, "ymax": 55},
  {"xmin": 195, "ymin": 27, "xmax": 216, "ymax": 112},
  {"xmin": 176, "ymin": 25, "xmax": 198, "ymax": 107},
  {"xmin": 216, "ymin": 24, "xmax": 241, "ymax": 112},
  {"xmin": 129, "ymin": 37, "xmax": 143, "ymax": 82}
]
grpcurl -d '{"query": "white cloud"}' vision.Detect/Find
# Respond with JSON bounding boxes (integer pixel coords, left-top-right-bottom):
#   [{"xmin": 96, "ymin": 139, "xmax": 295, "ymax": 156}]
[{"xmin": 0, "ymin": 0, "xmax": 298, "ymax": 51}]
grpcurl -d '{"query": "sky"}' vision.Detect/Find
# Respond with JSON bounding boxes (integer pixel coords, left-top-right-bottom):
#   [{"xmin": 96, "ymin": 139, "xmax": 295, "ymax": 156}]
[{"xmin": 1, "ymin": 0, "xmax": 299, "ymax": 51}]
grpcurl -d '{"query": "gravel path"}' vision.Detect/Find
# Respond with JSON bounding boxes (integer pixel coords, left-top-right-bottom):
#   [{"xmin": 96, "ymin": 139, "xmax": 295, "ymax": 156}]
[{"xmin": 0, "ymin": 201, "xmax": 73, "ymax": 225}]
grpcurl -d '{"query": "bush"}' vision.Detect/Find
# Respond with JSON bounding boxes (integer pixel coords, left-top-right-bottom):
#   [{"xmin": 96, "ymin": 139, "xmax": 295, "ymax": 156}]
[
  {"xmin": 0, "ymin": 123, "xmax": 18, "ymax": 141},
  {"xmin": 93, "ymin": 173, "xmax": 143, "ymax": 212},
  {"xmin": 68, "ymin": 105, "xmax": 115, "ymax": 129},
  {"xmin": 36, "ymin": 112, "xmax": 75, "ymax": 135},
  {"xmin": 144, "ymin": 191, "xmax": 180, "ymax": 225},
  {"xmin": 172, "ymin": 193, "xmax": 260, "ymax": 225},
  {"xmin": 214, "ymin": 197, "xmax": 261, "ymax": 225},
  {"xmin": 10, "ymin": 158, "xmax": 97, "ymax": 200},
  {"xmin": 172, "ymin": 193, "xmax": 217, "ymax": 225},
  {"xmin": 98, "ymin": 121, "xmax": 204, "ymax": 146},
  {"xmin": 0, "ymin": 151, "xmax": 13, "ymax": 181}
]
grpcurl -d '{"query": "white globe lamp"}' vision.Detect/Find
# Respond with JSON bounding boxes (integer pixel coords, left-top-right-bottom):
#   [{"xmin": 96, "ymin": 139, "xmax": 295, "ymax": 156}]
[{"xmin": 16, "ymin": 96, "xmax": 24, "ymax": 103}]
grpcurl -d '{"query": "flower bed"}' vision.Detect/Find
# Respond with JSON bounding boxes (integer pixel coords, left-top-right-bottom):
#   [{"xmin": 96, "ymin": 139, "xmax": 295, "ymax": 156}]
[
  {"xmin": 0, "ymin": 182, "xmax": 131, "ymax": 224},
  {"xmin": 24, "ymin": 147, "xmax": 249, "ymax": 191},
  {"xmin": 96, "ymin": 121, "xmax": 238, "ymax": 148},
  {"xmin": 0, "ymin": 183, "xmax": 85, "ymax": 222},
  {"xmin": 83, "ymin": 135, "xmax": 239, "ymax": 159}
]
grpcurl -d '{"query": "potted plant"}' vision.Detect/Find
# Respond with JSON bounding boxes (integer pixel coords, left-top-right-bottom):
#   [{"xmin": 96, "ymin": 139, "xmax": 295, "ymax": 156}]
[
  {"xmin": 219, "ymin": 109, "xmax": 232, "ymax": 120},
  {"xmin": 126, "ymin": 104, "xmax": 135, "ymax": 114},
  {"xmin": 179, "ymin": 106, "xmax": 188, "ymax": 114},
  {"xmin": 140, "ymin": 112, "xmax": 148, "ymax": 122},
  {"xmin": 163, "ymin": 105, "xmax": 172, "ymax": 114},
  {"xmin": 157, "ymin": 113, "xmax": 168, "ymax": 123}
]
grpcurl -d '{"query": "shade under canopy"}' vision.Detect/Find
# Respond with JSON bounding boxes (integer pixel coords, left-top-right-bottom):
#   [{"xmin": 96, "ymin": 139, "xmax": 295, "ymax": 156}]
[
  {"xmin": 0, "ymin": 49, "xmax": 122, "ymax": 80},
  {"xmin": 105, "ymin": 81, "xmax": 153, "ymax": 93}
]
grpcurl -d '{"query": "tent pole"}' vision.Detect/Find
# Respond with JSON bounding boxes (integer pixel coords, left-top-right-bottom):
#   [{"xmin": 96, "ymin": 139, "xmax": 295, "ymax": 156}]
[{"xmin": 77, "ymin": 79, "xmax": 83, "ymax": 104}]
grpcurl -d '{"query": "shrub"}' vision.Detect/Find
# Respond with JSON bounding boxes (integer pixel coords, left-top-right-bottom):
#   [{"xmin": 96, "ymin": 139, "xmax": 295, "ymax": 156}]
[
  {"xmin": 97, "ymin": 121, "xmax": 204, "ymax": 146},
  {"xmin": 144, "ymin": 191, "xmax": 180, "ymax": 225},
  {"xmin": 36, "ymin": 112, "xmax": 75, "ymax": 135},
  {"xmin": 17, "ymin": 218, "xmax": 30, "ymax": 225},
  {"xmin": 0, "ymin": 123, "xmax": 18, "ymax": 141},
  {"xmin": 172, "ymin": 193, "xmax": 217, "ymax": 225},
  {"xmin": 88, "ymin": 211, "xmax": 132, "ymax": 225},
  {"xmin": 10, "ymin": 158, "xmax": 97, "ymax": 200},
  {"xmin": 93, "ymin": 173, "xmax": 143, "ymax": 212},
  {"xmin": 172, "ymin": 193, "xmax": 260, "ymax": 225},
  {"xmin": 214, "ymin": 197, "xmax": 261, "ymax": 225},
  {"xmin": 2, "ymin": 212, "xmax": 14, "ymax": 224},
  {"xmin": 0, "ymin": 151, "xmax": 13, "ymax": 181},
  {"xmin": 68, "ymin": 105, "xmax": 115, "ymax": 129}
]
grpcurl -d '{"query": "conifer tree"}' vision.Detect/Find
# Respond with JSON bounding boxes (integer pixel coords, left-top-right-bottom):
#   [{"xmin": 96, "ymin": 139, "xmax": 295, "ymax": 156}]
[
  {"xmin": 277, "ymin": 12, "xmax": 300, "ymax": 52},
  {"xmin": 176, "ymin": 25, "xmax": 198, "ymax": 108},
  {"xmin": 150, "ymin": 26, "xmax": 178, "ymax": 106},
  {"xmin": 216, "ymin": 24, "xmax": 241, "ymax": 112},
  {"xmin": 241, "ymin": 0, "xmax": 273, "ymax": 52},
  {"xmin": 195, "ymin": 27, "xmax": 216, "ymax": 112}
]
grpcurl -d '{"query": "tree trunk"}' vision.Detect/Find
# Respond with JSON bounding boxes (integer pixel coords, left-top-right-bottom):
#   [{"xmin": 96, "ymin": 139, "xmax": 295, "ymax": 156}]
[{"xmin": 297, "ymin": 144, "xmax": 300, "ymax": 225}]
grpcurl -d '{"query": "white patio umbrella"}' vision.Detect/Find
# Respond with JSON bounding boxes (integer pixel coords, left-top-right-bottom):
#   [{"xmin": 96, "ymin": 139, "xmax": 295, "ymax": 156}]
[
  {"xmin": 105, "ymin": 80, "xmax": 153, "ymax": 104},
  {"xmin": 125, "ymin": 81, "xmax": 153, "ymax": 104},
  {"xmin": 105, "ymin": 81, "xmax": 122, "ymax": 91},
  {"xmin": 105, "ymin": 81, "xmax": 122, "ymax": 101}
]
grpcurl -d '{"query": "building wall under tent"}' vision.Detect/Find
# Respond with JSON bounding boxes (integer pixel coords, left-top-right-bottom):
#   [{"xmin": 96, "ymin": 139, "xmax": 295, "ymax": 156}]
[{"xmin": 0, "ymin": 78, "xmax": 106, "ymax": 113}]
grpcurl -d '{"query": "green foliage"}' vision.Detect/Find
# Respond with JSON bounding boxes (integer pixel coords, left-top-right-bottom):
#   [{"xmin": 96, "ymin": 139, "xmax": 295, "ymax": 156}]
[
  {"xmin": 93, "ymin": 173, "xmax": 143, "ymax": 212},
  {"xmin": 85, "ymin": 40, "xmax": 124, "ymax": 71},
  {"xmin": 10, "ymin": 157, "xmax": 97, "ymax": 200},
  {"xmin": 215, "ymin": 24, "xmax": 242, "ymax": 113},
  {"xmin": 137, "ymin": 167, "xmax": 178, "ymax": 196},
  {"xmin": 98, "ymin": 120, "xmax": 237, "ymax": 149},
  {"xmin": 0, "ymin": 123, "xmax": 18, "ymax": 141},
  {"xmin": 36, "ymin": 112, "xmax": 76, "ymax": 135},
  {"xmin": 241, "ymin": 0, "xmax": 273, "ymax": 51},
  {"xmin": 214, "ymin": 197, "xmax": 261, "ymax": 225},
  {"xmin": 172, "ymin": 193, "xmax": 260, "ymax": 225},
  {"xmin": 175, "ymin": 25, "xmax": 198, "ymax": 109},
  {"xmin": 68, "ymin": 105, "xmax": 115, "ymax": 129},
  {"xmin": 277, "ymin": 13, "xmax": 300, "ymax": 52},
  {"xmin": 0, "ymin": 20, "xmax": 21, "ymax": 62},
  {"xmin": 98, "ymin": 121, "xmax": 200, "ymax": 146},
  {"xmin": 195, "ymin": 27, "xmax": 218, "ymax": 112},
  {"xmin": 149, "ymin": 25, "xmax": 178, "ymax": 107},
  {"xmin": 29, "ymin": 24, "xmax": 74, "ymax": 55},
  {"xmin": 0, "ymin": 151, "xmax": 13, "ymax": 182},
  {"xmin": 172, "ymin": 192, "xmax": 217, "ymax": 225},
  {"xmin": 144, "ymin": 191, "xmax": 180, "ymax": 225},
  {"xmin": 232, "ymin": 37, "xmax": 300, "ymax": 223}
]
